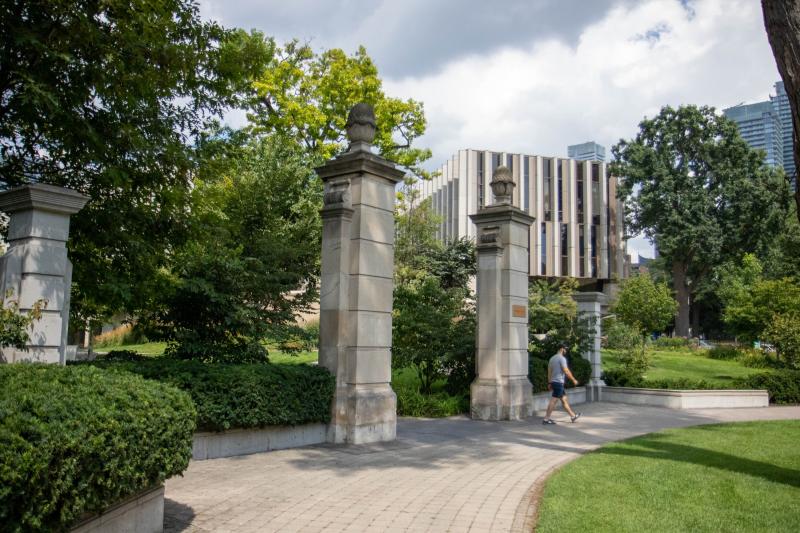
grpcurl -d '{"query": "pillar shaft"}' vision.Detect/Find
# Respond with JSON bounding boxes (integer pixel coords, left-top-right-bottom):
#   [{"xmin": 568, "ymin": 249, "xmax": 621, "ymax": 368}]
[
  {"xmin": 573, "ymin": 291, "xmax": 607, "ymax": 401},
  {"xmin": 470, "ymin": 206, "xmax": 535, "ymax": 420},
  {"xmin": 317, "ymin": 149, "xmax": 404, "ymax": 444},
  {"xmin": 0, "ymin": 184, "xmax": 88, "ymax": 364}
]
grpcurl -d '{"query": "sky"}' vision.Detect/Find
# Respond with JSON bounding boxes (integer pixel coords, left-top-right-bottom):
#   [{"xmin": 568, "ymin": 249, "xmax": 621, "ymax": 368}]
[{"xmin": 198, "ymin": 0, "xmax": 780, "ymax": 261}]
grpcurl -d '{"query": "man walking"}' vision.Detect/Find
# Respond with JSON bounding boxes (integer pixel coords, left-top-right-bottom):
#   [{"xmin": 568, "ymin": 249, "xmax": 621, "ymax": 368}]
[{"xmin": 543, "ymin": 344, "xmax": 581, "ymax": 424}]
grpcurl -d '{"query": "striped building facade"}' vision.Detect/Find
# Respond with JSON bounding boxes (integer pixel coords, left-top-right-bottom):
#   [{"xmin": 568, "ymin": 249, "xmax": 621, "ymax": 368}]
[{"xmin": 417, "ymin": 149, "xmax": 626, "ymax": 281}]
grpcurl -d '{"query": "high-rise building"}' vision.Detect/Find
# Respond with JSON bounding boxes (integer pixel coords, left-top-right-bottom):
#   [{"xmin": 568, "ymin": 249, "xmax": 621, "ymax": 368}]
[
  {"xmin": 417, "ymin": 149, "xmax": 626, "ymax": 281},
  {"xmin": 772, "ymin": 81, "xmax": 795, "ymax": 179},
  {"xmin": 567, "ymin": 141, "xmax": 606, "ymax": 162},
  {"xmin": 723, "ymin": 100, "xmax": 784, "ymax": 169}
]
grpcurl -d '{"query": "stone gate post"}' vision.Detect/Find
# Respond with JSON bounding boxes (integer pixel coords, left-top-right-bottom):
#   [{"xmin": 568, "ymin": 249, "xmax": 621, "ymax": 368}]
[
  {"xmin": 573, "ymin": 292, "xmax": 607, "ymax": 401},
  {"xmin": 316, "ymin": 104, "xmax": 404, "ymax": 444},
  {"xmin": 470, "ymin": 166, "xmax": 535, "ymax": 420},
  {"xmin": 0, "ymin": 184, "xmax": 88, "ymax": 364}
]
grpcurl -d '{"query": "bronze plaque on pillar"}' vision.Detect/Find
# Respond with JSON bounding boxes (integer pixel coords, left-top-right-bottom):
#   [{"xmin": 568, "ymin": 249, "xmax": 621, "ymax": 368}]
[{"xmin": 512, "ymin": 305, "xmax": 527, "ymax": 318}]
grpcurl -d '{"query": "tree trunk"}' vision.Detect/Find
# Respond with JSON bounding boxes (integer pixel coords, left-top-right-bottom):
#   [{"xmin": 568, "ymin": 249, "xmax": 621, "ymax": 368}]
[
  {"xmin": 690, "ymin": 298, "xmax": 701, "ymax": 338},
  {"xmin": 673, "ymin": 261, "xmax": 691, "ymax": 337},
  {"xmin": 762, "ymin": 0, "xmax": 800, "ymax": 223}
]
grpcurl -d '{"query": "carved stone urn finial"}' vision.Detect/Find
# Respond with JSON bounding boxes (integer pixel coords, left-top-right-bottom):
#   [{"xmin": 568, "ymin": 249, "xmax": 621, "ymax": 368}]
[
  {"xmin": 490, "ymin": 165, "xmax": 515, "ymax": 204},
  {"xmin": 345, "ymin": 103, "xmax": 377, "ymax": 152}
]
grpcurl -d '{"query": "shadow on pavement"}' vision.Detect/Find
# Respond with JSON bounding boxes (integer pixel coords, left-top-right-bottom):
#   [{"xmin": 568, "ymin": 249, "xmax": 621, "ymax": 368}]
[{"xmin": 163, "ymin": 498, "xmax": 197, "ymax": 533}]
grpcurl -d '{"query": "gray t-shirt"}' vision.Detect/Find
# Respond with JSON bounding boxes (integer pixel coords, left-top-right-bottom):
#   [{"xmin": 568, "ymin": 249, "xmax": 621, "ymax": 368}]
[{"xmin": 548, "ymin": 353, "xmax": 568, "ymax": 384}]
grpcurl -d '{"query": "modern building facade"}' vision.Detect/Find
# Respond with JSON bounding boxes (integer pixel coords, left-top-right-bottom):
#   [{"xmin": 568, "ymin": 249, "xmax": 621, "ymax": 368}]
[
  {"xmin": 772, "ymin": 81, "xmax": 795, "ymax": 179},
  {"xmin": 417, "ymin": 149, "xmax": 626, "ymax": 281},
  {"xmin": 723, "ymin": 101, "xmax": 784, "ymax": 169},
  {"xmin": 567, "ymin": 141, "xmax": 606, "ymax": 162}
]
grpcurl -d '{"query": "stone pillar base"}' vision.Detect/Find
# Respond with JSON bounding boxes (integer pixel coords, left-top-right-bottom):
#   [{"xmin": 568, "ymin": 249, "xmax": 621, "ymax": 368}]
[
  {"xmin": 328, "ymin": 384, "xmax": 397, "ymax": 444},
  {"xmin": 586, "ymin": 379, "xmax": 605, "ymax": 402},
  {"xmin": 470, "ymin": 378, "xmax": 534, "ymax": 421}
]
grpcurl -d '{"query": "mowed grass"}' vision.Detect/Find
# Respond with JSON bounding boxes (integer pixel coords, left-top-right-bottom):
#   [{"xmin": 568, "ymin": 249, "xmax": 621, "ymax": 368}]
[
  {"xmin": 537, "ymin": 421, "xmax": 800, "ymax": 533},
  {"xmin": 603, "ymin": 348, "xmax": 764, "ymax": 386},
  {"xmin": 95, "ymin": 340, "xmax": 319, "ymax": 364}
]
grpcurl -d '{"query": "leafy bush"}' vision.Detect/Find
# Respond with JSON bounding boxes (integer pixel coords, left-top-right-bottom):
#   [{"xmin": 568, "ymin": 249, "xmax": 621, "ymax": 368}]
[
  {"xmin": 652, "ymin": 336, "xmax": 692, "ymax": 350},
  {"xmin": 97, "ymin": 349, "xmax": 146, "ymax": 362},
  {"xmin": 569, "ymin": 356, "xmax": 592, "ymax": 386},
  {"xmin": 762, "ymin": 312, "xmax": 800, "ymax": 368},
  {"xmin": 602, "ymin": 369, "xmax": 715, "ymax": 390},
  {"xmin": 737, "ymin": 349, "xmax": 780, "ymax": 369},
  {"xmin": 601, "ymin": 368, "xmax": 645, "ymax": 388},
  {"xmin": 707, "ymin": 346, "xmax": 740, "ymax": 360},
  {"xmin": 618, "ymin": 343, "xmax": 650, "ymax": 376},
  {"xmin": 605, "ymin": 321, "xmax": 641, "ymax": 350},
  {"xmin": 0, "ymin": 364, "xmax": 195, "ymax": 532},
  {"xmin": 529, "ymin": 357, "xmax": 549, "ymax": 393},
  {"xmin": 737, "ymin": 371, "xmax": 800, "ymax": 404},
  {"xmin": 0, "ymin": 291, "xmax": 45, "ymax": 350},
  {"xmin": 93, "ymin": 323, "xmax": 149, "ymax": 348},
  {"xmin": 80, "ymin": 359, "xmax": 335, "ymax": 431},
  {"xmin": 395, "ymin": 385, "xmax": 468, "ymax": 417}
]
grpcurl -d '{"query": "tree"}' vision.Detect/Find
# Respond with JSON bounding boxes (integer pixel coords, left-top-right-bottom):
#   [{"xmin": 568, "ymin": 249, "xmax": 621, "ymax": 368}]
[
  {"xmin": 528, "ymin": 279, "xmax": 596, "ymax": 364},
  {"xmin": 145, "ymin": 135, "xmax": 322, "ymax": 362},
  {"xmin": 612, "ymin": 273, "xmax": 677, "ymax": 337},
  {"xmin": 762, "ymin": 0, "xmax": 800, "ymax": 222},
  {"xmin": 0, "ymin": 1, "xmax": 273, "ymax": 320},
  {"xmin": 611, "ymin": 105, "xmax": 790, "ymax": 336},
  {"xmin": 248, "ymin": 41, "xmax": 431, "ymax": 174}
]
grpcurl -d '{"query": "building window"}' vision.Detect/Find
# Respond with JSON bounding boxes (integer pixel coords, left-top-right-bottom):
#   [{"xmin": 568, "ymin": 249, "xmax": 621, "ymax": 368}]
[
  {"xmin": 557, "ymin": 159, "xmax": 563, "ymax": 222},
  {"xmin": 579, "ymin": 224, "xmax": 586, "ymax": 277},
  {"xmin": 543, "ymin": 158, "xmax": 552, "ymax": 222},
  {"xmin": 591, "ymin": 224, "xmax": 598, "ymax": 278},
  {"xmin": 523, "ymin": 157, "xmax": 530, "ymax": 211},
  {"xmin": 506, "ymin": 153, "xmax": 514, "ymax": 174},
  {"xmin": 477, "ymin": 152, "xmax": 485, "ymax": 207},
  {"xmin": 592, "ymin": 163, "xmax": 601, "ymax": 223},
  {"xmin": 561, "ymin": 223, "xmax": 569, "ymax": 276},
  {"xmin": 576, "ymin": 162, "xmax": 584, "ymax": 221},
  {"xmin": 541, "ymin": 222, "xmax": 547, "ymax": 275}
]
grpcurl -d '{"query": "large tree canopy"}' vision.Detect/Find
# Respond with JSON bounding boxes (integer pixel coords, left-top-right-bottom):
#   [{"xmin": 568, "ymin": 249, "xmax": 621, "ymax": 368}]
[
  {"xmin": 0, "ymin": 0, "xmax": 271, "ymax": 318},
  {"xmin": 247, "ymin": 40, "xmax": 431, "ymax": 176},
  {"xmin": 611, "ymin": 105, "xmax": 790, "ymax": 337}
]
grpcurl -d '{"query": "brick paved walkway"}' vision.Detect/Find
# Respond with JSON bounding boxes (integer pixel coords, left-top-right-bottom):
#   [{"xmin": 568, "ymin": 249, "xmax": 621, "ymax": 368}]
[{"xmin": 164, "ymin": 403, "xmax": 800, "ymax": 533}]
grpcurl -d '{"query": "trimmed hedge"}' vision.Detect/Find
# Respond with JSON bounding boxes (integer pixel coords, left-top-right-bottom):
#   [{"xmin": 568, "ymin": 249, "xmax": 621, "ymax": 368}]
[
  {"xmin": 82, "ymin": 358, "xmax": 336, "ymax": 431},
  {"xmin": 0, "ymin": 364, "xmax": 195, "ymax": 532},
  {"xmin": 601, "ymin": 369, "xmax": 716, "ymax": 390},
  {"xmin": 737, "ymin": 371, "xmax": 800, "ymax": 404}
]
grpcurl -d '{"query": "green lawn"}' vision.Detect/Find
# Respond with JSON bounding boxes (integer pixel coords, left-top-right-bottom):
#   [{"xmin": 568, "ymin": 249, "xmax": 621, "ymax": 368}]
[
  {"xmin": 94, "ymin": 341, "xmax": 318, "ymax": 364},
  {"xmin": 603, "ymin": 348, "xmax": 764, "ymax": 386},
  {"xmin": 537, "ymin": 421, "xmax": 800, "ymax": 533}
]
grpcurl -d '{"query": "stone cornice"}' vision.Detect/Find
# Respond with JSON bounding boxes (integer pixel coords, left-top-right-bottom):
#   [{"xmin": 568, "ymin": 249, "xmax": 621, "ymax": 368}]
[
  {"xmin": 315, "ymin": 151, "xmax": 405, "ymax": 184},
  {"xmin": 0, "ymin": 184, "xmax": 89, "ymax": 215},
  {"xmin": 469, "ymin": 204, "xmax": 536, "ymax": 226}
]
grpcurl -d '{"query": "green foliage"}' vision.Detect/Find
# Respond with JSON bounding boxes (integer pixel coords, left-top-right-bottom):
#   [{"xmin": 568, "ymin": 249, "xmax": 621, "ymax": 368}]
[
  {"xmin": 601, "ymin": 368, "xmax": 644, "ymax": 387},
  {"xmin": 99, "ymin": 350, "xmax": 147, "ymax": 362},
  {"xmin": 146, "ymin": 135, "xmax": 322, "ymax": 362},
  {"xmin": 737, "ymin": 371, "xmax": 800, "ymax": 404},
  {"xmin": 392, "ymin": 273, "xmax": 475, "ymax": 395},
  {"xmin": 612, "ymin": 105, "xmax": 790, "ymax": 336},
  {"xmin": 568, "ymin": 356, "xmax": 592, "ymax": 387},
  {"xmin": 618, "ymin": 342, "xmax": 651, "ymax": 376},
  {"xmin": 0, "ymin": 364, "xmax": 195, "ymax": 532},
  {"xmin": 605, "ymin": 321, "xmax": 642, "ymax": 350},
  {"xmin": 763, "ymin": 312, "xmax": 800, "ymax": 368},
  {"xmin": 80, "ymin": 359, "xmax": 334, "ymax": 431},
  {"xmin": 651, "ymin": 336, "xmax": 692, "ymax": 350},
  {"xmin": 0, "ymin": 1, "xmax": 273, "ymax": 320},
  {"xmin": 602, "ymin": 368, "xmax": 716, "ymax": 390},
  {"xmin": 528, "ymin": 355, "xmax": 591, "ymax": 393},
  {"xmin": 0, "ymin": 292, "xmax": 45, "ymax": 350},
  {"xmin": 529, "ymin": 279, "xmax": 596, "ymax": 365},
  {"xmin": 707, "ymin": 346, "xmax": 740, "ymax": 360},
  {"xmin": 612, "ymin": 273, "xmax": 676, "ymax": 336},
  {"xmin": 395, "ymin": 385, "xmax": 469, "ymax": 417},
  {"xmin": 249, "ymin": 41, "xmax": 430, "ymax": 175},
  {"xmin": 529, "ymin": 358, "xmax": 550, "ymax": 393}
]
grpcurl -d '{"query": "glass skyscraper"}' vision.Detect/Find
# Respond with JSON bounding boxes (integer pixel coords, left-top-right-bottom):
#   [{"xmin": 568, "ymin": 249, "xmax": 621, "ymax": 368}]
[
  {"xmin": 772, "ymin": 81, "xmax": 795, "ymax": 179},
  {"xmin": 723, "ymin": 100, "xmax": 784, "ymax": 169},
  {"xmin": 567, "ymin": 141, "xmax": 606, "ymax": 162}
]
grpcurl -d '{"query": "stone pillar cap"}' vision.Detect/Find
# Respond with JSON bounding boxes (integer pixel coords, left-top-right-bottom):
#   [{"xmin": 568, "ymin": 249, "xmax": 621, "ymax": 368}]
[
  {"xmin": 490, "ymin": 165, "xmax": 515, "ymax": 204},
  {"xmin": 0, "ymin": 183, "xmax": 89, "ymax": 215},
  {"xmin": 346, "ymin": 103, "xmax": 377, "ymax": 153},
  {"xmin": 573, "ymin": 291, "xmax": 608, "ymax": 303}
]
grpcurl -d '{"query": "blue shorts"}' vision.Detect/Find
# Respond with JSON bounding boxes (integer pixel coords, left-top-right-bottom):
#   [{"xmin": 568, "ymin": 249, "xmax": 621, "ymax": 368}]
[{"xmin": 551, "ymin": 382, "xmax": 565, "ymax": 399}]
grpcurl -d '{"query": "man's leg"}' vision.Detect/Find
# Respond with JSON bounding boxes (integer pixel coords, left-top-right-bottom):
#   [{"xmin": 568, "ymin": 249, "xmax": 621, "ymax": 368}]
[
  {"xmin": 560, "ymin": 394, "xmax": 577, "ymax": 418},
  {"xmin": 545, "ymin": 397, "xmax": 558, "ymax": 419}
]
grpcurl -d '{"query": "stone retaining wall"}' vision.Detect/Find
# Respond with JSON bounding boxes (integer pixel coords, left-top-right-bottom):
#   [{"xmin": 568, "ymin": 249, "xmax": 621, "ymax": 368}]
[
  {"xmin": 192, "ymin": 423, "xmax": 328, "ymax": 461},
  {"xmin": 71, "ymin": 485, "xmax": 163, "ymax": 533},
  {"xmin": 602, "ymin": 387, "xmax": 769, "ymax": 409},
  {"xmin": 532, "ymin": 386, "xmax": 587, "ymax": 411}
]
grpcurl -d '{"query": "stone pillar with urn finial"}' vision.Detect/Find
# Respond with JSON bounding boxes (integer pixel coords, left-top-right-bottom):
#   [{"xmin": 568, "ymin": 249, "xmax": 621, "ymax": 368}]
[
  {"xmin": 316, "ymin": 103, "xmax": 404, "ymax": 444},
  {"xmin": 469, "ymin": 166, "xmax": 536, "ymax": 420}
]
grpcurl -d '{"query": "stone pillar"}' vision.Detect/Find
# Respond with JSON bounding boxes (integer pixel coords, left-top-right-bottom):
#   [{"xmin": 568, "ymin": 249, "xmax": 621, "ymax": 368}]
[
  {"xmin": 470, "ymin": 166, "xmax": 535, "ymax": 420},
  {"xmin": 0, "ymin": 184, "xmax": 89, "ymax": 364},
  {"xmin": 316, "ymin": 104, "xmax": 404, "ymax": 444},
  {"xmin": 573, "ymin": 292, "xmax": 607, "ymax": 401}
]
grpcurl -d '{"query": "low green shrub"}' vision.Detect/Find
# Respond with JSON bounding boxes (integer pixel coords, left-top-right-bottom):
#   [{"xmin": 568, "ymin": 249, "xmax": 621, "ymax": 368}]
[
  {"xmin": 568, "ymin": 356, "xmax": 592, "ymax": 386},
  {"xmin": 0, "ymin": 364, "xmax": 195, "ymax": 532},
  {"xmin": 97, "ymin": 349, "xmax": 146, "ymax": 362},
  {"xmin": 736, "ymin": 348, "xmax": 779, "ymax": 369},
  {"xmin": 737, "ymin": 371, "xmax": 800, "ymax": 404},
  {"xmin": 601, "ymin": 368, "xmax": 645, "ymax": 388},
  {"xmin": 651, "ymin": 336, "xmax": 692, "ymax": 350},
  {"xmin": 602, "ymin": 369, "xmax": 716, "ymax": 390},
  {"xmin": 395, "ymin": 385, "xmax": 468, "ymax": 417},
  {"xmin": 605, "ymin": 321, "xmax": 641, "ymax": 350},
  {"xmin": 707, "ymin": 346, "xmax": 740, "ymax": 360},
  {"xmin": 80, "ymin": 359, "xmax": 335, "ymax": 431}
]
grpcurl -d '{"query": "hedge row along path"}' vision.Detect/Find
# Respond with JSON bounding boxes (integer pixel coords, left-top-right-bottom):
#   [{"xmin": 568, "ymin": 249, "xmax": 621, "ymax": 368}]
[{"xmin": 164, "ymin": 403, "xmax": 800, "ymax": 533}]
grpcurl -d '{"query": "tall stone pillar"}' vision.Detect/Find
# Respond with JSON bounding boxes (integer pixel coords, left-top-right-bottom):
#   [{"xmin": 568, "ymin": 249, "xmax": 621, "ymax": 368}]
[
  {"xmin": 316, "ymin": 104, "xmax": 404, "ymax": 444},
  {"xmin": 0, "ymin": 184, "xmax": 89, "ymax": 364},
  {"xmin": 573, "ymin": 292, "xmax": 607, "ymax": 401},
  {"xmin": 470, "ymin": 166, "xmax": 535, "ymax": 420}
]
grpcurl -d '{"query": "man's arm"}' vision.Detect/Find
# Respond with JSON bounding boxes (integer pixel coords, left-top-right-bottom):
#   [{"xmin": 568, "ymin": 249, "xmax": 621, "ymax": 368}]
[{"xmin": 562, "ymin": 362, "xmax": 578, "ymax": 385}]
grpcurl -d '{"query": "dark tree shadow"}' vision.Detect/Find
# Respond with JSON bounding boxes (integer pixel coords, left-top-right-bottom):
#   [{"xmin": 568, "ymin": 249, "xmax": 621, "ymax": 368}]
[
  {"xmin": 163, "ymin": 498, "xmax": 196, "ymax": 533},
  {"xmin": 596, "ymin": 436, "xmax": 800, "ymax": 488}
]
